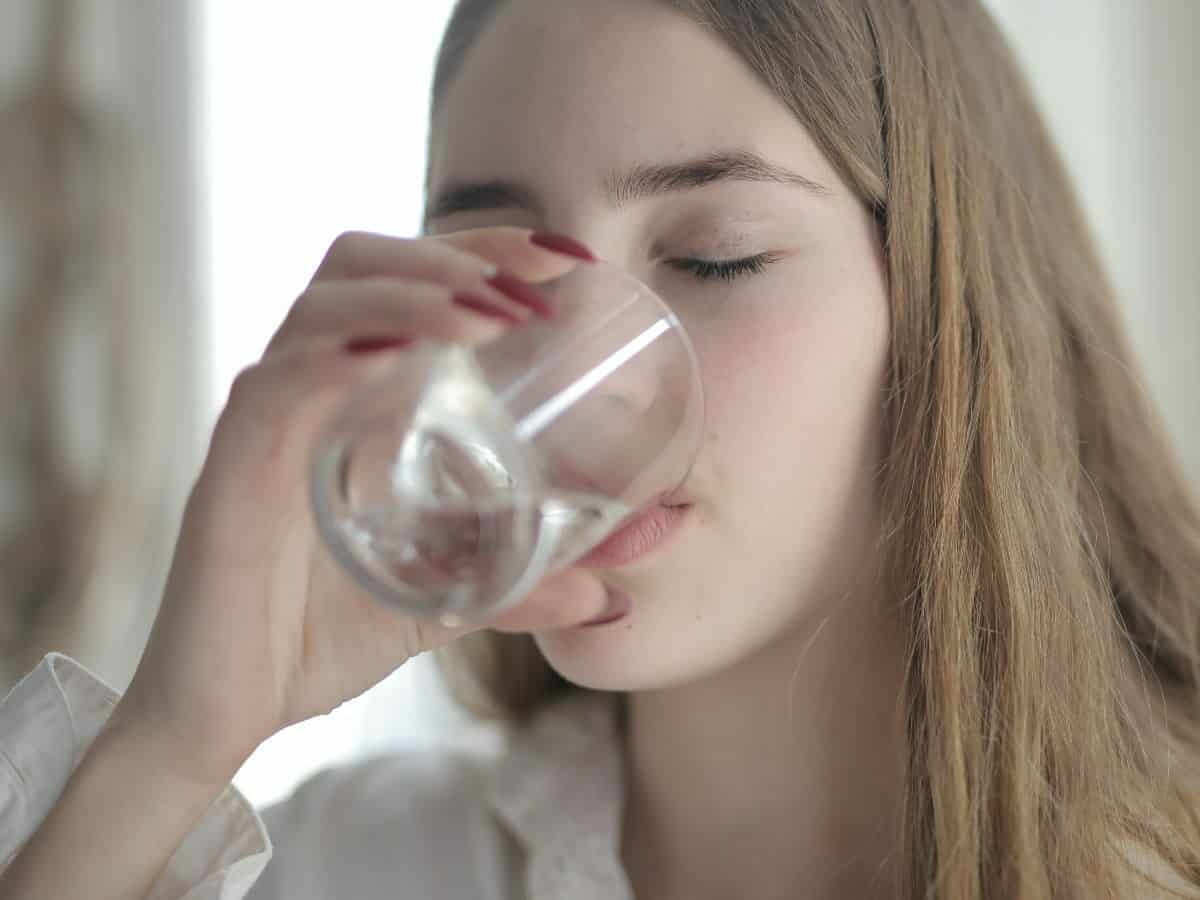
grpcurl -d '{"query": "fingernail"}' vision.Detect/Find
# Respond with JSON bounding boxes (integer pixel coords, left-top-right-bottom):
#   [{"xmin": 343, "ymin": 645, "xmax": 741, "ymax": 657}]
[
  {"xmin": 452, "ymin": 291, "xmax": 525, "ymax": 324},
  {"xmin": 530, "ymin": 231, "xmax": 597, "ymax": 263},
  {"xmin": 486, "ymin": 272, "xmax": 556, "ymax": 318},
  {"xmin": 345, "ymin": 336, "xmax": 412, "ymax": 355}
]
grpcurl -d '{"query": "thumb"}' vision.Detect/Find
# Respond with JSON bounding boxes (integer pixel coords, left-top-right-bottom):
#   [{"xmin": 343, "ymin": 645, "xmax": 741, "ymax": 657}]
[{"xmin": 487, "ymin": 568, "xmax": 609, "ymax": 633}]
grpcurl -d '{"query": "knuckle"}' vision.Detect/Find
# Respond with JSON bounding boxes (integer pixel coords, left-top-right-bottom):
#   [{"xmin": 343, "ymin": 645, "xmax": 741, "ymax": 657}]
[
  {"xmin": 323, "ymin": 231, "xmax": 418, "ymax": 279},
  {"xmin": 281, "ymin": 286, "xmax": 318, "ymax": 329},
  {"xmin": 225, "ymin": 352, "xmax": 346, "ymax": 435},
  {"xmin": 260, "ymin": 290, "xmax": 319, "ymax": 357},
  {"xmin": 208, "ymin": 351, "xmax": 359, "ymax": 491},
  {"xmin": 225, "ymin": 366, "xmax": 286, "ymax": 431},
  {"xmin": 324, "ymin": 231, "xmax": 372, "ymax": 276},
  {"xmin": 227, "ymin": 355, "xmax": 299, "ymax": 416},
  {"xmin": 328, "ymin": 229, "xmax": 369, "ymax": 257},
  {"xmin": 227, "ymin": 364, "xmax": 264, "ymax": 407}
]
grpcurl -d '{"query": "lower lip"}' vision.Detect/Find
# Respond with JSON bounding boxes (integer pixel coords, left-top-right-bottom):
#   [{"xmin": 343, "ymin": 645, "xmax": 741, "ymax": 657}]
[{"xmin": 576, "ymin": 503, "xmax": 690, "ymax": 570}]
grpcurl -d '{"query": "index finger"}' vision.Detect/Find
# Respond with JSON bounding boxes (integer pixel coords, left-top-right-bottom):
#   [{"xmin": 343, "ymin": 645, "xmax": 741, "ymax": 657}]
[
  {"xmin": 313, "ymin": 227, "xmax": 586, "ymax": 286},
  {"xmin": 435, "ymin": 227, "xmax": 587, "ymax": 284}
]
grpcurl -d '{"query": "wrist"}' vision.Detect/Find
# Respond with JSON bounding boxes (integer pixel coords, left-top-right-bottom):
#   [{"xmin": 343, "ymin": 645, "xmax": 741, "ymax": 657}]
[
  {"xmin": 0, "ymin": 696, "xmax": 246, "ymax": 899},
  {"xmin": 101, "ymin": 697, "xmax": 250, "ymax": 793}
]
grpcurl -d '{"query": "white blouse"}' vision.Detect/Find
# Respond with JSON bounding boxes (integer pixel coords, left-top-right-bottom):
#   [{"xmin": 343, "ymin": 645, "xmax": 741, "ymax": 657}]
[{"xmin": 0, "ymin": 652, "xmax": 634, "ymax": 899}]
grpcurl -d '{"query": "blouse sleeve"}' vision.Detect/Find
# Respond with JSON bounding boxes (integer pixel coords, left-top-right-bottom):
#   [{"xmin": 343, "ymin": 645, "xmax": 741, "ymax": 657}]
[{"xmin": 0, "ymin": 652, "xmax": 273, "ymax": 900}]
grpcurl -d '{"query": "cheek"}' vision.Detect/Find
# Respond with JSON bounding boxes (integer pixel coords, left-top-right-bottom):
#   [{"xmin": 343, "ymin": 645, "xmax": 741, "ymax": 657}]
[{"xmin": 690, "ymin": 266, "xmax": 890, "ymax": 514}]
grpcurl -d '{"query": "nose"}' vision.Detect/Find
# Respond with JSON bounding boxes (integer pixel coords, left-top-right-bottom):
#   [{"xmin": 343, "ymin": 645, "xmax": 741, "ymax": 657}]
[
  {"xmin": 475, "ymin": 258, "xmax": 702, "ymax": 503},
  {"xmin": 506, "ymin": 262, "xmax": 668, "ymax": 437}
]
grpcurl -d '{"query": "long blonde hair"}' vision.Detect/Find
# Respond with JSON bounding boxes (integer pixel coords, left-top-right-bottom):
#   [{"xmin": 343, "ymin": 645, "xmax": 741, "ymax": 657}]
[{"xmin": 427, "ymin": 1, "xmax": 1200, "ymax": 896}]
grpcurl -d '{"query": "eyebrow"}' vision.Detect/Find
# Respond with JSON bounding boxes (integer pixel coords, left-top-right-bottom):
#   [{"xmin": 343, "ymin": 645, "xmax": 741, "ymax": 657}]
[{"xmin": 424, "ymin": 149, "xmax": 830, "ymax": 224}]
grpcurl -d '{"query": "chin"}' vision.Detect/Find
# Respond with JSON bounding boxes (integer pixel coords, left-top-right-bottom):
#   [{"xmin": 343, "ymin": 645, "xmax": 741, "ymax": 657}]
[
  {"xmin": 533, "ymin": 610, "xmax": 750, "ymax": 694},
  {"xmin": 533, "ymin": 570, "xmax": 835, "ymax": 695},
  {"xmin": 534, "ymin": 625, "xmax": 654, "ymax": 692}
]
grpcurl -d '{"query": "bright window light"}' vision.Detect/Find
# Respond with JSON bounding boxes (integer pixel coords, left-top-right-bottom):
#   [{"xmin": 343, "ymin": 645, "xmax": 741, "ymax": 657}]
[{"xmin": 199, "ymin": 1, "xmax": 461, "ymax": 808}]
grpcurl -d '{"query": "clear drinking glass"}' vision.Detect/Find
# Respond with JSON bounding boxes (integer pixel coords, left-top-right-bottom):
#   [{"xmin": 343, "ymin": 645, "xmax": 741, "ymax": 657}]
[{"xmin": 310, "ymin": 259, "xmax": 704, "ymax": 625}]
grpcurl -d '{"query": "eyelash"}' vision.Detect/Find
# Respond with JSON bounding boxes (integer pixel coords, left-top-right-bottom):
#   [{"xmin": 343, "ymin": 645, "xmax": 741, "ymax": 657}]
[{"xmin": 668, "ymin": 252, "xmax": 779, "ymax": 283}]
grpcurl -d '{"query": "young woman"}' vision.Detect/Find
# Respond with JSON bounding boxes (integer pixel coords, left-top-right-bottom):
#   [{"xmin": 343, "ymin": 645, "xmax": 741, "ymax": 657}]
[{"xmin": 3, "ymin": 0, "xmax": 1198, "ymax": 897}]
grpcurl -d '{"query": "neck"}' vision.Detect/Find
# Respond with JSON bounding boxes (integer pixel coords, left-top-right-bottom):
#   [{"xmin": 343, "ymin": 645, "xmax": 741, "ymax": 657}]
[{"xmin": 621, "ymin": 591, "xmax": 908, "ymax": 900}]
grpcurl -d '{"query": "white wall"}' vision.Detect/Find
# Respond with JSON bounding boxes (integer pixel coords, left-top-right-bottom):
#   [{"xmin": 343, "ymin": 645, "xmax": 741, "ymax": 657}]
[
  {"xmin": 198, "ymin": 0, "xmax": 471, "ymax": 807},
  {"xmin": 0, "ymin": 0, "xmax": 204, "ymax": 689},
  {"xmin": 985, "ymin": 0, "xmax": 1200, "ymax": 483}
]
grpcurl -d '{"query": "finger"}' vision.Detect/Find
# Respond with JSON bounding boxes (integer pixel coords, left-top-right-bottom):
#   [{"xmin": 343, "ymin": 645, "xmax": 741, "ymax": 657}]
[
  {"xmin": 487, "ymin": 568, "xmax": 610, "ymax": 633},
  {"xmin": 209, "ymin": 344, "xmax": 396, "ymax": 476},
  {"xmin": 263, "ymin": 277, "xmax": 517, "ymax": 358},
  {"xmin": 313, "ymin": 231, "xmax": 489, "ymax": 283},
  {"xmin": 314, "ymin": 228, "xmax": 588, "ymax": 288},
  {"xmin": 435, "ymin": 227, "xmax": 589, "ymax": 284}
]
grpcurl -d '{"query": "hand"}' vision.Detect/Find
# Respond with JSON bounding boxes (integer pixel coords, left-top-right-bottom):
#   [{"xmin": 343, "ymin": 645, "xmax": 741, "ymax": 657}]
[{"xmin": 113, "ymin": 228, "xmax": 611, "ymax": 785}]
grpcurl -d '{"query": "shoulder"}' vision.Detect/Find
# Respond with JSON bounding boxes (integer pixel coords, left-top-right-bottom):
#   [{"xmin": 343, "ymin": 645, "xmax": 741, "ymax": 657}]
[
  {"xmin": 270, "ymin": 744, "xmax": 498, "ymax": 824},
  {"xmin": 250, "ymin": 745, "xmax": 517, "ymax": 899},
  {"xmin": 244, "ymin": 692, "xmax": 622, "ymax": 900}
]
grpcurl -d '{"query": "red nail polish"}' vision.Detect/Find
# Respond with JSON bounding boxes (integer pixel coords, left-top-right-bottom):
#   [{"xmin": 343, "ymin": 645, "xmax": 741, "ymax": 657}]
[
  {"xmin": 486, "ymin": 272, "xmax": 555, "ymax": 318},
  {"xmin": 345, "ymin": 336, "xmax": 412, "ymax": 355},
  {"xmin": 452, "ymin": 291, "xmax": 524, "ymax": 323},
  {"xmin": 530, "ymin": 231, "xmax": 597, "ymax": 263}
]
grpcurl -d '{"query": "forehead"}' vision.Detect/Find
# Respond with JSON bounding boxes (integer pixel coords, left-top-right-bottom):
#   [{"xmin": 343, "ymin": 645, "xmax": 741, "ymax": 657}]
[{"xmin": 429, "ymin": 0, "xmax": 828, "ymax": 198}]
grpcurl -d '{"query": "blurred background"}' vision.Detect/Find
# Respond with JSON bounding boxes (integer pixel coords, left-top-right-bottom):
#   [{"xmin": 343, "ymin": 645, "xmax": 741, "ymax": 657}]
[{"xmin": 0, "ymin": 0, "xmax": 1196, "ymax": 807}]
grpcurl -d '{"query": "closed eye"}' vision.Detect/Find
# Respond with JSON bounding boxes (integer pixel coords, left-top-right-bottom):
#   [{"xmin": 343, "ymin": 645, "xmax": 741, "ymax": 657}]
[{"xmin": 667, "ymin": 252, "xmax": 779, "ymax": 283}]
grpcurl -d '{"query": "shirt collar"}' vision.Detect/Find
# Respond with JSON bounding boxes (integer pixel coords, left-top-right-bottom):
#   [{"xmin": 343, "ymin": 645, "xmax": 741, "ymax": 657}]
[{"xmin": 485, "ymin": 690, "xmax": 634, "ymax": 900}]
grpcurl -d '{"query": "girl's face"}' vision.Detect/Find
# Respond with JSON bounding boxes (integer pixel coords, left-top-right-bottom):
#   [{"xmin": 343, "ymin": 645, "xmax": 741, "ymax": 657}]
[{"xmin": 427, "ymin": 0, "xmax": 891, "ymax": 691}]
